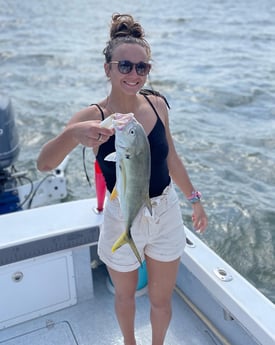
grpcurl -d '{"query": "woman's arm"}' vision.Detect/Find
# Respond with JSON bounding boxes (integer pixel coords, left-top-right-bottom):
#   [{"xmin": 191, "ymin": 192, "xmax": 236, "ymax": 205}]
[
  {"xmin": 156, "ymin": 98, "xmax": 208, "ymax": 233},
  {"xmin": 37, "ymin": 106, "xmax": 113, "ymax": 171}
]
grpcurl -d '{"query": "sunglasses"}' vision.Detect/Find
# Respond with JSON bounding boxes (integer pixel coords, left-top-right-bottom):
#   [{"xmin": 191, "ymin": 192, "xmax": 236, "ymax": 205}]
[{"xmin": 110, "ymin": 60, "xmax": 151, "ymax": 76}]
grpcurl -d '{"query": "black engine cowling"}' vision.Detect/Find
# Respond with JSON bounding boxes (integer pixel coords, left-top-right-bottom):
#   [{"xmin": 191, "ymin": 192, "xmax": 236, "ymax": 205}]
[{"xmin": 0, "ymin": 95, "xmax": 20, "ymax": 170}]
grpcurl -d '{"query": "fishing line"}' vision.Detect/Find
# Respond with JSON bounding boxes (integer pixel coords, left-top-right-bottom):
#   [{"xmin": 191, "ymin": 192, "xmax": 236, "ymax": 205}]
[
  {"xmin": 27, "ymin": 173, "xmax": 56, "ymax": 209},
  {"xmin": 82, "ymin": 146, "xmax": 92, "ymax": 187}
]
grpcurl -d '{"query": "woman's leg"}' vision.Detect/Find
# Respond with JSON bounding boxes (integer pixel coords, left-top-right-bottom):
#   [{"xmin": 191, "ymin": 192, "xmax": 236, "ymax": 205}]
[
  {"xmin": 108, "ymin": 267, "xmax": 139, "ymax": 345},
  {"xmin": 146, "ymin": 255, "xmax": 180, "ymax": 345}
]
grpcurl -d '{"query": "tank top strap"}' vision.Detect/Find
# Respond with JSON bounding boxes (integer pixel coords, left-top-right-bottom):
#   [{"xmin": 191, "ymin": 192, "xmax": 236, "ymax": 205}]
[
  {"xmin": 90, "ymin": 103, "xmax": 105, "ymax": 121},
  {"xmin": 139, "ymin": 88, "xmax": 170, "ymax": 109}
]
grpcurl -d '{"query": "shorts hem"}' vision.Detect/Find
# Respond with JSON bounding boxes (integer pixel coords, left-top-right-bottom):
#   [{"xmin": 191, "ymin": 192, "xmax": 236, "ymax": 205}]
[
  {"xmin": 144, "ymin": 247, "xmax": 185, "ymax": 263},
  {"xmin": 98, "ymin": 252, "xmax": 143, "ymax": 272}
]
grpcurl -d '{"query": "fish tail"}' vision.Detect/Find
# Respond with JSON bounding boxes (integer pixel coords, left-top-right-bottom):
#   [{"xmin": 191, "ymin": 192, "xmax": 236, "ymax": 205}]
[
  {"xmin": 111, "ymin": 232, "xmax": 128, "ymax": 252},
  {"xmin": 112, "ymin": 231, "xmax": 143, "ymax": 266},
  {"xmin": 128, "ymin": 238, "xmax": 143, "ymax": 267}
]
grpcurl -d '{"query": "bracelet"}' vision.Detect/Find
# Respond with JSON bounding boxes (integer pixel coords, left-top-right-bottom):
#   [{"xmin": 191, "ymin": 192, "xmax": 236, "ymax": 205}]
[{"xmin": 187, "ymin": 191, "xmax": 202, "ymax": 204}]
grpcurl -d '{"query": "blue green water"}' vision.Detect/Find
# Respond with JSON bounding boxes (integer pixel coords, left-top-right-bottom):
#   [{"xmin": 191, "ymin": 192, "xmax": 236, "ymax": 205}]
[{"xmin": 1, "ymin": 0, "xmax": 275, "ymax": 302}]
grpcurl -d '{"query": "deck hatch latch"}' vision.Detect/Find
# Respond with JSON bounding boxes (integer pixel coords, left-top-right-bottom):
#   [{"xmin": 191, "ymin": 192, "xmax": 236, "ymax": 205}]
[{"xmin": 46, "ymin": 319, "xmax": 55, "ymax": 329}]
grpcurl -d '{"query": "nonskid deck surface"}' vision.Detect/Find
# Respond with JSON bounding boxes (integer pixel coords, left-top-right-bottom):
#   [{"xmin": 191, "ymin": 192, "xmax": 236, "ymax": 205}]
[{"xmin": 0, "ymin": 265, "xmax": 218, "ymax": 345}]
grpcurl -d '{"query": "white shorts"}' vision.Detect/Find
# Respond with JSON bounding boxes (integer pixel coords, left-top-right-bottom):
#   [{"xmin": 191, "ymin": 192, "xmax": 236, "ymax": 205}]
[{"xmin": 98, "ymin": 183, "xmax": 186, "ymax": 272}]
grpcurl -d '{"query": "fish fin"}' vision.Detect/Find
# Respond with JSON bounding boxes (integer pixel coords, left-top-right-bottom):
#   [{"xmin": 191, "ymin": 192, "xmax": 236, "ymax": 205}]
[
  {"xmin": 110, "ymin": 186, "xmax": 118, "ymax": 200},
  {"xmin": 111, "ymin": 232, "xmax": 128, "ymax": 252},
  {"xmin": 146, "ymin": 197, "xmax": 153, "ymax": 216},
  {"xmin": 112, "ymin": 231, "xmax": 143, "ymax": 266},
  {"xmin": 104, "ymin": 152, "xmax": 116, "ymax": 162}
]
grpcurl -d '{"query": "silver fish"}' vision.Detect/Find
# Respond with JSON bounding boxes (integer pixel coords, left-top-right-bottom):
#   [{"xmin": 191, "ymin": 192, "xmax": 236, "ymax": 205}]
[{"xmin": 105, "ymin": 113, "xmax": 152, "ymax": 265}]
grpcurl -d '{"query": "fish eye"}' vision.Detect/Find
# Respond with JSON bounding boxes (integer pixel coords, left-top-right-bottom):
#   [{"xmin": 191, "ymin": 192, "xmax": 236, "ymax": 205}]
[{"xmin": 129, "ymin": 128, "xmax": 135, "ymax": 136}]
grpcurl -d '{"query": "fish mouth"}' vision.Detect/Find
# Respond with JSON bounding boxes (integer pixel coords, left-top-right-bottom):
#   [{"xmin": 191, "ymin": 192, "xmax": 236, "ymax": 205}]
[{"xmin": 113, "ymin": 113, "xmax": 135, "ymax": 130}]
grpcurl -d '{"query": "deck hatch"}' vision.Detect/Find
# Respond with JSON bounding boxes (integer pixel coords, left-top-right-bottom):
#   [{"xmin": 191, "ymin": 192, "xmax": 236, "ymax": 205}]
[{"xmin": 0, "ymin": 320, "xmax": 78, "ymax": 345}]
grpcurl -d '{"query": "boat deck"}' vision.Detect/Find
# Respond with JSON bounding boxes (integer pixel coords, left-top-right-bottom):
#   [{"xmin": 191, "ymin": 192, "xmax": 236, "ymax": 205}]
[
  {"xmin": 1, "ymin": 198, "xmax": 274, "ymax": 345},
  {"xmin": 0, "ymin": 264, "xmax": 218, "ymax": 345}
]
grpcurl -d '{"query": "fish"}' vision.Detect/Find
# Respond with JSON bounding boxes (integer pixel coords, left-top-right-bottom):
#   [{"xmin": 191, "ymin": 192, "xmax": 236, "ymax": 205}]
[{"xmin": 104, "ymin": 113, "xmax": 152, "ymax": 266}]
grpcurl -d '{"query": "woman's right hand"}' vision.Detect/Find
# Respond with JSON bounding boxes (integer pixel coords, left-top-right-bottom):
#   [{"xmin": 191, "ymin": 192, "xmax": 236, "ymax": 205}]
[
  {"xmin": 70, "ymin": 120, "xmax": 114, "ymax": 147},
  {"xmin": 37, "ymin": 120, "xmax": 114, "ymax": 171}
]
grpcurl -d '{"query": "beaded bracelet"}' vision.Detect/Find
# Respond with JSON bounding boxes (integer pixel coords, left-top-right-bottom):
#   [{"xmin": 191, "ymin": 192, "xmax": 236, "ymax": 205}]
[{"xmin": 187, "ymin": 191, "xmax": 202, "ymax": 204}]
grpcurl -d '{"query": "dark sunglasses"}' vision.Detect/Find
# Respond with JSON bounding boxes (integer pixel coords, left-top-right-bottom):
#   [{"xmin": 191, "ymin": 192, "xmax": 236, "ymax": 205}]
[{"xmin": 110, "ymin": 60, "xmax": 151, "ymax": 76}]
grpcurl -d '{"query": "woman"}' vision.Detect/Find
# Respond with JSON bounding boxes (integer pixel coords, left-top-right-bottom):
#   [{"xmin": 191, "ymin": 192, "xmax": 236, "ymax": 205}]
[{"xmin": 37, "ymin": 13, "xmax": 208, "ymax": 345}]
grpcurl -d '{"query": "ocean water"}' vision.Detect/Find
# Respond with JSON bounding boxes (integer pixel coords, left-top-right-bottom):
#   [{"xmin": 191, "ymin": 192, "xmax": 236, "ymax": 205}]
[{"xmin": 1, "ymin": 0, "xmax": 275, "ymax": 302}]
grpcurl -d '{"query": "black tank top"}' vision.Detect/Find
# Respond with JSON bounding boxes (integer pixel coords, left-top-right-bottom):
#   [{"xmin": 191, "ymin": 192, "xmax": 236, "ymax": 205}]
[{"xmin": 95, "ymin": 90, "xmax": 171, "ymax": 198}]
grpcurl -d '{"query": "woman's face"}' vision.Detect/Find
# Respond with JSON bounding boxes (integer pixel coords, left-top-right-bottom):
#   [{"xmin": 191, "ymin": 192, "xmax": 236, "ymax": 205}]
[{"xmin": 105, "ymin": 43, "xmax": 150, "ymax": 95}]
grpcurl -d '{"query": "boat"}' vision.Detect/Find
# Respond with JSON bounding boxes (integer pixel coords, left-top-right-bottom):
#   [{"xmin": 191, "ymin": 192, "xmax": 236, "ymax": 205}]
[{"xmin": 0, "ymin": 96, "xmax": 274, "ymax": 345}]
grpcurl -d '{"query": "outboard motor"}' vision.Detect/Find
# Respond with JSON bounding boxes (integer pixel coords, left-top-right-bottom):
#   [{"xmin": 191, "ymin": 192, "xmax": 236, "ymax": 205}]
[{"xmin": 0, "ymin": 95, "xmax": 21, "ymax": 214}]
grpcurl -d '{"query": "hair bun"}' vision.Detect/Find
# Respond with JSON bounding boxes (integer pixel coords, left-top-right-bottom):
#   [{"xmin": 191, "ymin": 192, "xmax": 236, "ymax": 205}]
[
  {"xmin": 110, "ymin": 14, "xmax": 145, "ymax": 40},
  {"xmin": 103, "ymin": 13, "xmax": 151, "ymax": 63}
]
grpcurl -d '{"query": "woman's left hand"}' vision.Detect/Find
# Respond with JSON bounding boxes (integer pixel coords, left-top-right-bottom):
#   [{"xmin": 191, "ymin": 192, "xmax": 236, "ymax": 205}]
[{"xmin": 191, "ymin": 202, "xmax": 208, "ymax": 233}]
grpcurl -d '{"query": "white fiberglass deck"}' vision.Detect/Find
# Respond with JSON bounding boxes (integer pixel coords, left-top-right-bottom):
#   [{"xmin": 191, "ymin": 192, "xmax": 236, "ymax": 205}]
[
  {"xmin": 0, "ymin": 198, "xmax": 274, "ymax": 345},
  {"xmin": 0, "ymin": 264, "xmax": 217, "ymax": 345}
]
